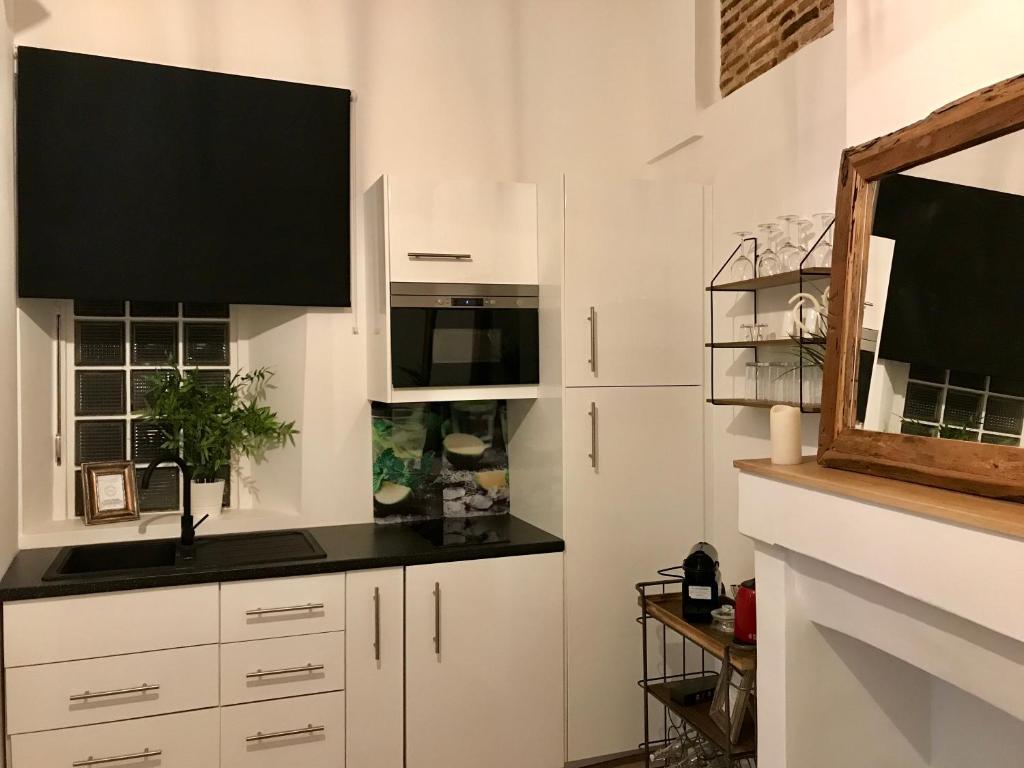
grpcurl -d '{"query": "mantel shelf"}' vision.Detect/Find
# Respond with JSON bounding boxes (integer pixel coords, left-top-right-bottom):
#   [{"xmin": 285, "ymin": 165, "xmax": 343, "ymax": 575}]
[
  {"xmin": 708, "ymin": 398, "xmax": 821, "ymax": 413},
  {"xmin": 707, "ymin": 267, "xmax": 831, "ymax": 292},
  {"xmin": 706, "ymin": 338, "xmax": 825, "ymax": 349},
  {"xmin": 734, "ymin": 457, "xmax": 1024, "ymax": 541}
]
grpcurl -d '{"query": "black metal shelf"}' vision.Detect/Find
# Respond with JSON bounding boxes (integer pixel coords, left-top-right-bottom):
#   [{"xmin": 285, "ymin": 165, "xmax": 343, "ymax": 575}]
[
  {"xmin": 707, "ymin": 397, "xmax": 821, "ymax": 413},
  {"xmin": 707, "ymin": 266, "xmax": 831, "ymax": 292},
  {"xmin": 705, "ymin": 338, "xmax": 825, "ymax": 349}
]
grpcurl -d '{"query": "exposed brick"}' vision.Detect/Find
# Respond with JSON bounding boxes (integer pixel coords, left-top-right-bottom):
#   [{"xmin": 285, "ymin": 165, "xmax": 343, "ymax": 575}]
[{"xmin": 721, "ymin": 0, "xmax": 833, "ymax": 96}]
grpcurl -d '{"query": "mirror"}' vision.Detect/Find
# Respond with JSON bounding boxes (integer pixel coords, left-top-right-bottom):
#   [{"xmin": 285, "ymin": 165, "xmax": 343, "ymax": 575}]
[
  {"xmin": 856, "ymin": 131, "xmax": 1024, "ymax": 448},
  {"xmin": 818, "ymin": 74, "xmax": 1024, "ymax": 500}
]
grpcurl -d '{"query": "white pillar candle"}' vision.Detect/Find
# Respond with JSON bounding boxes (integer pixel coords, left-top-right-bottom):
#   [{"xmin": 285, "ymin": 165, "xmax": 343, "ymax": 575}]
[{"xmin": 770, "ymin": 405, "xmax": 802, "ymax": 465}]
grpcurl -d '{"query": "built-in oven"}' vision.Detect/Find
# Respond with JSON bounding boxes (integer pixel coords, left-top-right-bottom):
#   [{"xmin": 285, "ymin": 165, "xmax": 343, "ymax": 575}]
[{"xmin": 389, "ymin": 283, "xmax": 539, "ymax": 389}]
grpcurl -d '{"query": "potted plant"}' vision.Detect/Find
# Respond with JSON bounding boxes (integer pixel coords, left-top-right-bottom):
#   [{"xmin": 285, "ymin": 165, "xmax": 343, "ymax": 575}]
[{"xmin": 139, "ymin": 367, "xmax": 298, "ymax": 517}]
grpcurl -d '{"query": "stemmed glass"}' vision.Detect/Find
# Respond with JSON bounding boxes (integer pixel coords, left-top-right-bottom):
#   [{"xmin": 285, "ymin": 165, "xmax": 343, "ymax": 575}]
[
  {"xmin": 795, "ymin": 218, "xmax": 815, "ymax": 268},
  {"xmin": 730, "ymin": 231, "xmax": 755, "ymax": 281},
  {"xmin": 809, "ymin": 212, "xmax": 834, "ymax": 267},
  {"xmin": 756, "ymin": 223, "xmax": 781, "ymax": 276},
  {"xmin": 776, "ymin": 215, "xmax": 801, "ymax": 272}
]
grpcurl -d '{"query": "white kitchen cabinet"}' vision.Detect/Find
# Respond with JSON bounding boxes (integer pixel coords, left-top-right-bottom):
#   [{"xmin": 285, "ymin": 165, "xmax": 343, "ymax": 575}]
[
  {"xmin": 220, "ymin": 632, "xmax": 345, "ymax": 705},
  {"xmin": 563, "ymin": 385, "xmax": 704, "ymax": 760},
  {"xmin": 405, "ymin": 553, "xmax": 564, "ymax": 768},
  {"xmin": 345, "ymin": 568, "xmax": 404, "ymax": 768},
  {"xmin": 220, "ymin": 573, "xmax": 346, "ymax": 643},
  {"xmin": 564, "ymin": 177, "xmax": 704, "ymax": 387},
  {"xmin": 384, "ymin": 176, "xmax": 538, "ymax": 286},
  {"xmin": 220, "ymin": 691, "xmax": 345, "ymax": 768}
]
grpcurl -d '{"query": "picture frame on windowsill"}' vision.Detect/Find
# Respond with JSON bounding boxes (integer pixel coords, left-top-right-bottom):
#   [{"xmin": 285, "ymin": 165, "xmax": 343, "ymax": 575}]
[{"xmin": 81, "ymin": 461, "xmax": 140, "ymax": 525}]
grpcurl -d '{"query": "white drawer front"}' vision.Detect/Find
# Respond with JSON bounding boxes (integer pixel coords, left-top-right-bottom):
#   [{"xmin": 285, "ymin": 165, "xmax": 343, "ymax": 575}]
[
  {"xmin": 6, "ymin": 644, "xmax": 219, "ymax": 734},
  {"xmin": 221, "ymin": 632, "xmax": 345, "ymax": 705},
  {"xmin": 221, "ymin": 574, "xmax": 345, "ymax": 642},
  {"xmin": 3, "ymin": 584, "xmax": 219, "ymax": 667},
  {"xmin": 10, "ymin": 707, "xmax": 219, "ymax": 767},
  {"xmin": 221, "ymin": 691, "xmax": 345, "ymax": 768}
]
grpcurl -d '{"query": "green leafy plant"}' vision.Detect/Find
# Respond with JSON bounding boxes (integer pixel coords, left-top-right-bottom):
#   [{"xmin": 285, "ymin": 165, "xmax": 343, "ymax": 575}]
[
  {"xmin": 371, "ymin": 448, "xmax": 433, "ymax": 494},
  {"xmin": 139, "ymin": 367, "xmax": 298, "ymax": 482}
]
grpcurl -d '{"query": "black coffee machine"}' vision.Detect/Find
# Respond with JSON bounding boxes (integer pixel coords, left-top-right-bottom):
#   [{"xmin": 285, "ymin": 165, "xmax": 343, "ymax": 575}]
[{"xmin": 682, "ymin": 541, "xmax": 721, "ymax": 624}]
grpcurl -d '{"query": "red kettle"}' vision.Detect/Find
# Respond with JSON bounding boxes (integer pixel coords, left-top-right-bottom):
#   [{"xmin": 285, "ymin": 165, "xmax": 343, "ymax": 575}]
[{"xmin": 734, "ymin": 579, "xmax": 756, "ymax": 645}]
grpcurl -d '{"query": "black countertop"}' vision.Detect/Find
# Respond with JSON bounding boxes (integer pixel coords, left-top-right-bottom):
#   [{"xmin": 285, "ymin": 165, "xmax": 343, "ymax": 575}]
[{"xmin": 0, "ymin": 515, "xmax": 563, "ymax": 601}]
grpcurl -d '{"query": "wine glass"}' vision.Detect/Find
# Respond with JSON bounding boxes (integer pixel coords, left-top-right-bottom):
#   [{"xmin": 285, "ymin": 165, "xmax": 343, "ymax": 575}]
[
  {"xmin": 795, "ymin": 218, "xmax": 815, "ymax": 267},
  {"xmin": 730, "ymin": 231, "xmax": 755, "ymax": 281},
  {"xmin": 776, "ymin": 215, "xmax": 801, "ymax": 272},
  {"xmin": 809, "ymin": 212, "xmax": 834, "ymax": 267},
  {"xmin": 756, "ymin": 223, "xmax": 781, "ymax": 276}
]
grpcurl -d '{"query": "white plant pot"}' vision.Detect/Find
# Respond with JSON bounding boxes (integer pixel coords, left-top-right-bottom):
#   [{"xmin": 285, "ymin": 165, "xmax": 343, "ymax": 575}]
[{"xmin": 191, "ymin": 479, "xmax": 225, "ymax": 519}]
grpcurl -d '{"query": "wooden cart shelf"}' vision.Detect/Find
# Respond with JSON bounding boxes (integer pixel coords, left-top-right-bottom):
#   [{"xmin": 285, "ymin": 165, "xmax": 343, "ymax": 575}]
[
  {"xmin": 645, "ymin": 680, "xmax": 757, "ymax": 758},
  {"xmin": 640, "ymin": 592, "xmax": 756, "ymax": 673}
]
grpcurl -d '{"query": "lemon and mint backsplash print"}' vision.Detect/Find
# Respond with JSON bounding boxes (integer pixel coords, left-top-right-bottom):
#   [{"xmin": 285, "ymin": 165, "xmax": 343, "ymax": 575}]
[{"xmin": 371, "ymin": 400, "xmax": 510, "ymax": 524}]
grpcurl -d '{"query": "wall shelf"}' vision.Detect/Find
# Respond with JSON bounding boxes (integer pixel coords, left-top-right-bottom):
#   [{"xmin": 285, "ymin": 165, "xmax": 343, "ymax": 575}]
[
  {"xmin": 707, "ymin": 266, "xmax": 831, "ymax": 292},
  {"xmin": 708, "ymin": 397, "xmax": 821, "ymax": 413},
  {"xmin": 705, "ymin": 338, "xmax": 825, "ymax": 349}
]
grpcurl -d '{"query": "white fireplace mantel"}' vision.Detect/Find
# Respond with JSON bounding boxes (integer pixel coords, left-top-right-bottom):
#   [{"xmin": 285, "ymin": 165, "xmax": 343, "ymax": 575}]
[{"xmin": 737, "ymin": 458, "xmax": 1024, "ymax": 768}]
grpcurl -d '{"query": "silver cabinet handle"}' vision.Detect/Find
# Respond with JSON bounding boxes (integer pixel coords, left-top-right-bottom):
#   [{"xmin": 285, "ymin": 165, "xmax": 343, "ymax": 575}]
[
  {"xmin": 246, "ymin": 663, "xmax": 324, "ymax": 679},
  {"xmin": 408, "ymin": 252, "xmax": 472, "ymax": 261},
  {"xmin": 55, "ymin": 313, "xmax": 63, "ymax": 466},
  {"xmin": 246, "ymin": 724, "xmax": 325, "ymax": 743},
  {"xmin": 73, "ymin": 748, "xmax": 161, "ymax": 766},
  {"xmin": 69, "ymin": 683, "xmax": 159, "ymax": 702},
  {"xmin": 587, "ymin": 306, "xmax": 597, "ymax": 375},
  {"xmin": 246, "ymin": 602, "xmax": 324, "ymax": 617},
  {"xmin": 433, "ymin": 582, "xmax": 441, "ymax": 656},
  {"xmin": 373, "ymin": 586, "xmax": 381, "ymax": 662},
  {"xmin": 588, "ymin": 402, "xmax": 598, "ymax": 471}
]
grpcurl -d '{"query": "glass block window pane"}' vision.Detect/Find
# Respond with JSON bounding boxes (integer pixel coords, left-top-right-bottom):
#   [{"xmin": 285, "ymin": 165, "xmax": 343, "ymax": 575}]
[
  {"xmin": 74, "ymin": 300, "xmax": 125, "ymax": 317},
  {"xmin": 943, "ymin": 390, "xmax": 982, "ymax": 428},
  {"xmin": 131, "ymin": 323, "xmax": 178, "ymax": 366},
  {"xmin": 75, "ymin": 371, "xmax": 126, "ymax": 416},
  {"xmin": 903, "ymin": 383, "xmax": 941, "ymax": 423},
  {"xmin": 75, "ymin": 420, "xmax": 126, "ymax": 465},
  {"xmin": 193, "ymin": 369, "xmax": 231, "ymax": 389},
  {"xmin": 183, "ymin": 303, "xmax": 229, "ymax": 318},
  {"xmin": 75, "ymin": 321, "xmax": 125, "ymax": 366},
  {"xmin": 131, "ymin": 369, "xmax": 174, "ymax": 412},
  {"xmin": 908, "ymin": 363, "xmax": 945, "ymax": 384},
  {"xmin": 982, "ymin": 433, "xmax": 1021, "ymax": 447},
  {"xmin": 990, "ymin": 376, "xmax": 1024, "ymax": 398},
  {"xmin": 983, "ymin": 396, "xmax": 1024, "ymax": 435},
  {"xmin": 130, "ymin": 301, "xmax": 178, "ymax": 318},
  {"xmin": 132, "ymin": 420, "xmax": 170, "ymax": 462},
  {"xmin": 900, "ymin": 421, "xmax": 937, "ymax": 437},
  {"xmin": 136, "ymin": 466, "xmax": 180, "ymax": 512},
  {"xmin": 184, "ymin": 323, "xmax": 230, "ymax": 365},
  {"xmin": 948, "ymin": 370, "xmax": 987, "ymax": 391}
]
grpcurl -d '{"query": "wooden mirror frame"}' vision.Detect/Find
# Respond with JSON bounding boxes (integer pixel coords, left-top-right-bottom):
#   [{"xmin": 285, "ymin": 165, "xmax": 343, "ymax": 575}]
[{"xmin": 819, "ymin": 74, "xmax": 1024, "ymax": 501}]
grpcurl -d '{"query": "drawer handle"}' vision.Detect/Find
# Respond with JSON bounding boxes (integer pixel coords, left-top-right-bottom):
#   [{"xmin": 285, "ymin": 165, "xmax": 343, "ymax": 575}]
[
  {"xmin": 246, "ymin": 723, "xmax": 325, "ymax": 743},
  {"xmin": 72, "ymin": 748, "xmax": 162, "ymax": 766},
  {"xmin": 408, "ymin": 252, "xmax": 472, "ymax": 261},
  {"xmin": 245, "ymin": 602, "xmax": 325, "ymax": 617},
  {"xmin": 69, "ymin": 683, "xmax": 160, "ymax": 702},
  {"xmin": 246, "ymin": 663, "xmax": 324, "ymax": 679}
]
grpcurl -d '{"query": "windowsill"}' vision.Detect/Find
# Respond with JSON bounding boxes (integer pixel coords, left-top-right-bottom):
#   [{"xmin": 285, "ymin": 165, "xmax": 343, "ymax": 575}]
[{"xmin": 19, "ymin": 507, "xmax": 305, "ymax": 550}]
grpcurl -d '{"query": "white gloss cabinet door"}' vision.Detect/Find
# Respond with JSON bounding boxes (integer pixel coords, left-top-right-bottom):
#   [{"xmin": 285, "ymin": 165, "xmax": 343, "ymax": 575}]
[
  {"xmin": 564, "ymin": 177, "xmax": 704, "ymax": 387},
  {"xmin": 563, "ymin": 385, "xmax": 704, "ymax": 761},
  {"xmin": 406, "ymin": 554, "xmax": 564, "ymax": 768},
  {"xmin": 387, "ymin": 176, "xmax": 538, "ymax": 285},
  {"xmin": 345, "ymin": 568, "xmax": 404, "ymax": 768}
]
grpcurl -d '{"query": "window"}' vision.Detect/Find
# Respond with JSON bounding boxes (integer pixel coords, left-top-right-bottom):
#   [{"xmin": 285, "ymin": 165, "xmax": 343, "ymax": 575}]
[
  {"xmin": 68, "ymin": 301, "xmax": 234, "ymax": 517},
  {"xmin": 900, "ymin": 364, "xmax": 1024, "ymax": 446}
]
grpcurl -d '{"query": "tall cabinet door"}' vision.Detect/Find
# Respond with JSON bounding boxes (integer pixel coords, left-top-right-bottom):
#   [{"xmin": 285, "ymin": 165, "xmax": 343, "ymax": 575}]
[
  {"xmin": 346, "ymin": 568, "xmax": 404, "ymax": 768},
  {"xmin": 564, "ymin": 385, "xmax": 704, "ymax": 761},
  {"xmin": 564, "ymin": 176, "xmax": 704, "ymax": 387},
  {"xmin": 406, "ymin": 554, "xmax": 564, "ymax": 768}
]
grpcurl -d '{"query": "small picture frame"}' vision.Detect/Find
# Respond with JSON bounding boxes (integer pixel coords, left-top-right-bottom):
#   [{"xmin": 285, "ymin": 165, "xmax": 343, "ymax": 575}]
[
  {"xmin": 81, "ymin": 461, "xmax": 140, "ymax": 525},
  {"xmin": 709, "ymin": 665, "xmax": 756, "ymax": 744}
]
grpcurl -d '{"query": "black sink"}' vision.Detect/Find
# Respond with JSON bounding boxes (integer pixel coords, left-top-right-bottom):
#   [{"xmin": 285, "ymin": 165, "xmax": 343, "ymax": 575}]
[{"xmin": 43, "ymin": 529, "xmax": 326, "ymax": 581}]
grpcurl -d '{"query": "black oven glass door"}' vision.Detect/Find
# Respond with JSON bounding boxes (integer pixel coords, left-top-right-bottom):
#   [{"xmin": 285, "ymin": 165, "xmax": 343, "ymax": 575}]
[{"xmin": 390, "ymin": 307, "xmax": 539, "ymax": 388}]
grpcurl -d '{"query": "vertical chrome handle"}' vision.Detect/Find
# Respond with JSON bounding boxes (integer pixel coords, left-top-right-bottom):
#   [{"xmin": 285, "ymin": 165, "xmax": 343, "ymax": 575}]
[
  {"xmin": 433, "ymin": 582, "xmax": 441, "ymax": 655},
  {"xmin": 588, "ymin": 402, "xmax": 598, "ymax": 471},
  {"xmin": 587, "ymin": 306, "xmax": 597, "ymax": 375},
  {"xmin": 373, "ymin": 586, "xmax": 381, "ymax": 661},
  {"xmin": 55, "ymin": 313, "xmax": 63, "ymax": 465}
]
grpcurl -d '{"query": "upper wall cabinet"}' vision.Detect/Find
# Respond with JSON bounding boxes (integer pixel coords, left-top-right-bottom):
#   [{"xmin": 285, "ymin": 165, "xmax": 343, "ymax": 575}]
[
  {"xmin": 17, "ymin": 47, "xmax": 351, "ymax": 307},
  {"xmin": 384, "ymin": 176, "xmax": 538, "ymax": 286},
  {"xmin": 564, "ymin": 177, "xmax": 704, "ymax": 387}
]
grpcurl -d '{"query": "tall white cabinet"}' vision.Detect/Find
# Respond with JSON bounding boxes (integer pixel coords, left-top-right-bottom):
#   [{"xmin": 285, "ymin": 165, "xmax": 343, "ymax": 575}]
[{"xmin": 561, "ymin": 176, "xmax": 706, "ymax": 762}]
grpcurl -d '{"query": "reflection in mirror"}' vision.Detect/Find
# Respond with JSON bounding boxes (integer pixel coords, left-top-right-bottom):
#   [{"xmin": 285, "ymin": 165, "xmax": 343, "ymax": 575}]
[{"xmin": 857, "ymin": 131, "xmax": 1024, "ymax": 448}]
